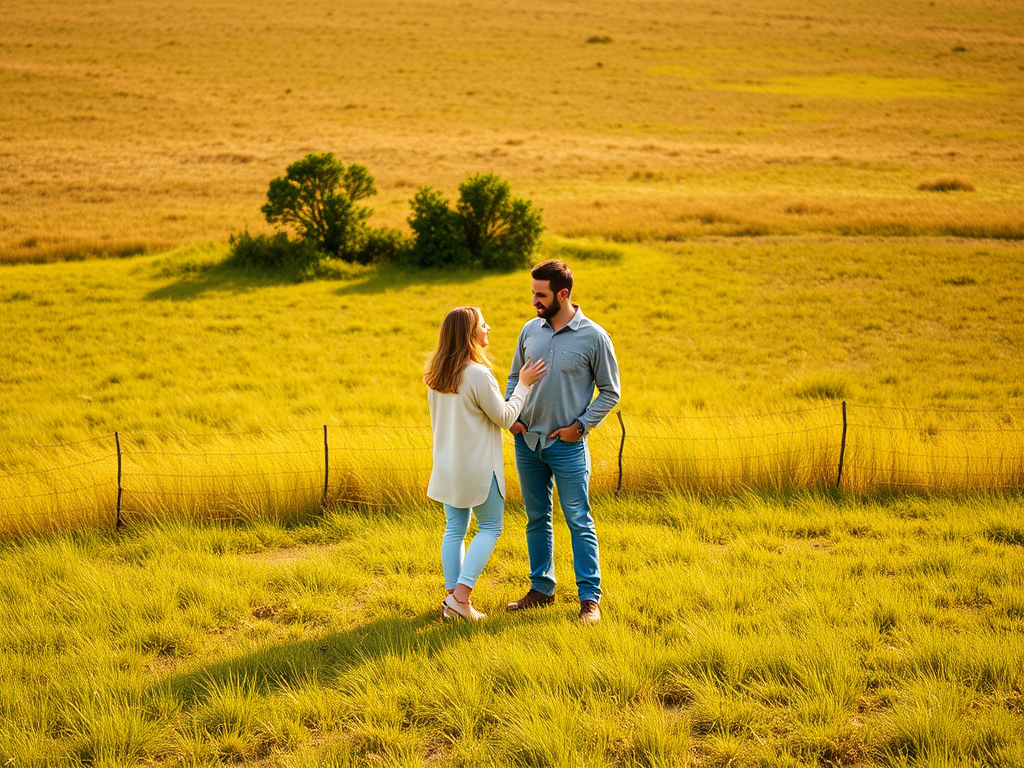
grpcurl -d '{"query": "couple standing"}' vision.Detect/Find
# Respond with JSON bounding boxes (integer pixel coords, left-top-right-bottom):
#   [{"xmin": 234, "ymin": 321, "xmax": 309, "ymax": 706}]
[{"xmin": 425, "ymin": 260, "xmax": 621, "ymax": 623}]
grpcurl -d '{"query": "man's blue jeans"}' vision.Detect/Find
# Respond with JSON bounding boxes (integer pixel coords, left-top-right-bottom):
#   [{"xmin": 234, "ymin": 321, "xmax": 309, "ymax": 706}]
[{"xmin": 514, "ymin": 434, "xmax": 601, "ymax": 603}]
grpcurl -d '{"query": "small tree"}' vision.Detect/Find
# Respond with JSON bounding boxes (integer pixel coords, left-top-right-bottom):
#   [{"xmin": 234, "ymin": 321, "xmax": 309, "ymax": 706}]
[
  {"xmin": 407, "ymin": 187, "xmax": 468, "ymax": 268},
  {"xmin": 458, "ymin": 173, "xmax": 543, "ymax": 271},
  {"xmin": 261, "ymin": 153, "xmax": 377, "ymax": 262},
  {"xmin": 228, "ymin": 230, "xmax": 319, "ymax": 271},
  {"xmin": 406, "ymin": 173, "xmax": 543, "ymax": 270}
]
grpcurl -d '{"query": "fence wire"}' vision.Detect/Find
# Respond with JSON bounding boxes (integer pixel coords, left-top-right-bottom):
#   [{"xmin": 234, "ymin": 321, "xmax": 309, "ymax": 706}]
[{"xmin": 0, "ymin": 403, "xmax": 1021, "ymax": 533}]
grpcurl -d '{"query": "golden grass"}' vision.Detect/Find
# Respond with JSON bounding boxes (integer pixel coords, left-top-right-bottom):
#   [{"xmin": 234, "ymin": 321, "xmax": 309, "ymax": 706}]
[
  {"xmin": 2, "ymin": 232, "xmax": 1021, "ymax": 539},
  {"xmin": 6, "ymin": 404, "xmax": 1020, "ymax": 539},
  {"xmin": 2, "ymin": 0, "xmax": 1022, "ymax": 262},
  {"xmin": 1, "ymin": 493, "xmax": 1022, "ymax": 764}
]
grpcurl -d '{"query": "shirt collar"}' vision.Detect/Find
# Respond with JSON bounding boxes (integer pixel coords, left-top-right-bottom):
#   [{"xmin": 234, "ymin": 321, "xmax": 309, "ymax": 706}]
[{"xmin": 542, "ymin": 304, "xmax": 585, "ymax": 331}]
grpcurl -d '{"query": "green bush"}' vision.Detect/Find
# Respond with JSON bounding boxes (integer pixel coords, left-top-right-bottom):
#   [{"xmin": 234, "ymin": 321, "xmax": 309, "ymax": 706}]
[
  {"xmin": 260, "ymin": 152, "xmax": 377, "ymax": 262},
  {"xmin": 406, "ymin": 174, "xmax": 543, "ymax": 270},
  {"xmin": 227, "ymin": 231, "xmax": 319, "ymax": 270},
  {"xmin": 407, "ymin": 187, "xmax": 468, "ymax": 268},
  {"xmin": 458, "ymin": 173, "xmax": 544, "ymax": 271},
  {"xmin": 359, "ymin": 227, "xmax": 410, "ymax": 265}
]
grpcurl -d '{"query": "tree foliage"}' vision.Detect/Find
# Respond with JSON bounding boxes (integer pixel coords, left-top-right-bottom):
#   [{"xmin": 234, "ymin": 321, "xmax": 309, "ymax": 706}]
[
  {"xmin": 406, "ymin": 173, "xmax": 543, "ymax": 270},
  {"xmin": 242, "ymin": 157, "xmax": 538, "ymax": 274},
  {"xmin": 458, "ymin": 173, "xmax": 544, "ymax": 271},
  {"xmin": 260, "ymin": 153, "xmax": 378, "ymax": 262},
  {"xmin": 407, "ymin": 187, "xmax": 468, "ymax": 268}
]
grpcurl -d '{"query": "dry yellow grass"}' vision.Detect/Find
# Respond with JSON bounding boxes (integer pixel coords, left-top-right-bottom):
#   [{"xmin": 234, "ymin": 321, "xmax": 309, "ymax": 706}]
[
  {"xmin": 2, "ymin": 0, "xmax": 1022, "ymax": 262},
  {"xmin": 2, "ymin": 403, "xmax": 1021, "ymax": 539}
]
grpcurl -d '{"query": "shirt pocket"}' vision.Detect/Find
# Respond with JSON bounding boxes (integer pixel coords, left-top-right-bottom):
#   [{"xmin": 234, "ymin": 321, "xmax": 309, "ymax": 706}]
[{"xmin": 560, "ymin": 350, "xmax": 589, "ymax": 374}]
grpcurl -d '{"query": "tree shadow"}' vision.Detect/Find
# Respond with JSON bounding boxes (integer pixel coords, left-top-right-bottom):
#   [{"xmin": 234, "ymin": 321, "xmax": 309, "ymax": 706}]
[
  {"xmin": 153, "ymin": 607, "xmax": 564, "ymax": 701},
  {"xmin": 144, "ymin": 262, "xmax": 498, "ymax": 302},
  {"xmin": 332, "ymin": 264, "xmax": 500, "ymax": 297},
  {"xmin": 143, "ymin": 262, "xmax": 303, "ymax": 302}
]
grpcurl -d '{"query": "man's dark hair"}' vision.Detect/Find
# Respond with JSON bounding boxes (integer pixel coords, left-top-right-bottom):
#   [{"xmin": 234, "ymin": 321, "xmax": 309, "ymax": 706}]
[{"xmin": 532, "ymin": 259, "xmax": 573, "ymax": 297}]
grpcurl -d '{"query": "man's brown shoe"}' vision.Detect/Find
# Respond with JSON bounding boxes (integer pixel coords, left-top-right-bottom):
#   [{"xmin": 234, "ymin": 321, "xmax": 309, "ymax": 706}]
[
  {"xmin": 506, "ymin": 589, "xmax": 555, "ymax": 611},
  {"xmin": 580, "ymin": 600, "xmax": 601, "ymax": 624}
]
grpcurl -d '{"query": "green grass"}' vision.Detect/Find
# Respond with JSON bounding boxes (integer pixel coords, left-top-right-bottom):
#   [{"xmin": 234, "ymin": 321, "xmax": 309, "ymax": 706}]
[
  {"xmin": 1, "ymin": 237, "xmax": 1020, "ymax": 445},
  {"xmin": 1, "ymin": 237, "xmax": 1021, "ymax": 535},
  {"xmin": 2, "ymin": 2, "xmax": 1022, "ymax": 762},
  {"xmin": 1, "ymin": 492, "xmax": 1021, "ymax": 766}
]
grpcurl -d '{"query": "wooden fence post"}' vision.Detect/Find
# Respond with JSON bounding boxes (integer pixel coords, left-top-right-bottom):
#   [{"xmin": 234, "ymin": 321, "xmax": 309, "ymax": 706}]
[
  {"xmin": 836, "ymin": 401, "xmax": 848, "ymax": 488},
  {"xmin": 322, "ymin": 425, "xmax": 329, "ymax": 507},
  {"xmin": 616, "ymin": 411, "xmax": 626, "ymax": 493},
  {"xmin": 115, "ymin": 431, "xmax": 124, "ymax": 529}
]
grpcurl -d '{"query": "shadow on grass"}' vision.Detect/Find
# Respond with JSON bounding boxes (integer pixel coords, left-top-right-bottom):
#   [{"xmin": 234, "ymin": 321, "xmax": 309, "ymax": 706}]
[
  {"xmin": 143, "ymin": 262, "xmax": 301, "ymax": 301},
  {"xmin": 145, "ymin": 262, "xmax": 496, "ymax": 301},
  {"xmin": 154, "ymin": 607, "xmax": 562, "ymax": 701},
  {"xmin": 332, "ymin": 263, "xmax": 499, "ymax": 297}
]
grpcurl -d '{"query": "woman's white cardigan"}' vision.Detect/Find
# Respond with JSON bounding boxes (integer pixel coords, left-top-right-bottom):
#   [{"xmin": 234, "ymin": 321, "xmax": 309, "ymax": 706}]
[{"xmin": 427, "ymin": 363, "xmax": 530, "ymax": 508}]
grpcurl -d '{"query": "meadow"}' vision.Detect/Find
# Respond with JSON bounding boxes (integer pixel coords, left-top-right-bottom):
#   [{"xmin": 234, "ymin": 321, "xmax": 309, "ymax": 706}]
[
  {"xmin": 1, "ymin": 492, "xmax": 1022, "ymax": 766},
  {"xmin": 2, "ymin": 0, "xmax": 1024, "ymax": 765},
  {"xmin": 2, "ymin": 0, "xmax": 1022, "ymax": 263},
  {"xmin": 1, "ymin": 237, "xmax": 1022, "ymax": 536}
]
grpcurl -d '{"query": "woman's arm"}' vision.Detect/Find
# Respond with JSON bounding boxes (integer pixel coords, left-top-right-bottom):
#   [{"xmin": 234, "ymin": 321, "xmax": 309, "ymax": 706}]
[{"xmin": 470, "ymin": 367, "xmax": 530, "ymax": 430}]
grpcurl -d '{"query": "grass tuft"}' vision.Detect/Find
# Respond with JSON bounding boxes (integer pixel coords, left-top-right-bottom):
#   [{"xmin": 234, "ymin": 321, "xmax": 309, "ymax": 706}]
[
  {"xmin": 917, "ymin": 177, "xmax": 976, "ymax": 192},
  {"xmin": 794, "ymin": 375, "xmax": 850, "ymax": 401},
  {"xmin": 544, "ymin": 235, "xmax": 624, "ymax": 263},
  {"xmin": 68, "ymin": 705, "xmax": 167, "ymax": 765},
  {"xmin": 985, "ymin": 521, "xmax": 1024, "ymax": 546}
]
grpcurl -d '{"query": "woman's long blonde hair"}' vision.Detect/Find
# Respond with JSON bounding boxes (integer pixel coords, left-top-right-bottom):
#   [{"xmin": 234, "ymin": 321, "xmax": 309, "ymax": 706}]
[{"xmin": 424, "ymin": 306, "xmax": 492, "ymax": 393}]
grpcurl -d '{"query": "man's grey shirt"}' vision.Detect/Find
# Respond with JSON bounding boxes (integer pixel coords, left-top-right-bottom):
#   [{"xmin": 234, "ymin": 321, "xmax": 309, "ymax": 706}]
[{"xmin": 505, "ymin": 306, "xmax": 621, "ymax": 452}]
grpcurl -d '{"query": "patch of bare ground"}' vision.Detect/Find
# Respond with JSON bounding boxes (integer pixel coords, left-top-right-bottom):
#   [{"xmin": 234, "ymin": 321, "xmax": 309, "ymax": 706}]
[{"xmin": 242, "ymin": 543, "xmax": 340, "ymax": 566}]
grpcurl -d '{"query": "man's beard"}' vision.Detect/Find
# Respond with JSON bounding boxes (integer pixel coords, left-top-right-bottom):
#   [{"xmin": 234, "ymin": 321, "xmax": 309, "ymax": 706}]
[{"xmin": 536, "ymin": 295, "xmax": 561, "ymax": 319}]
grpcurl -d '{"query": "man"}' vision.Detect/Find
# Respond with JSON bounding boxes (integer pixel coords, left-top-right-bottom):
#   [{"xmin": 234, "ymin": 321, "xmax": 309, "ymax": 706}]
[{"xmin": 504, "ymin": 260, "xmax": 620, "ymax": 623}]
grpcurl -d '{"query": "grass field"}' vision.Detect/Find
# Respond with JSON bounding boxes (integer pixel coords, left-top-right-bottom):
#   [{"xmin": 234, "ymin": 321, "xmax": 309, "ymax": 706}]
[
  {"xmin": 2, "ymin": 0, "xmax": 1022, "ymax": 262},
  {"xmin": 1, "ymin": 237, "xmax": 1022, "ymax": 536},
  {"xmin": 1, "ymin": 492, "xmax": 1022, "ymax": 766},
  {"xmin": 2, "ymin": 1, "xmax": 1024, "ymax": 764},
  {"xmin": 2, "ymin": 236, "xmax": 1021, "ymax": 441}
]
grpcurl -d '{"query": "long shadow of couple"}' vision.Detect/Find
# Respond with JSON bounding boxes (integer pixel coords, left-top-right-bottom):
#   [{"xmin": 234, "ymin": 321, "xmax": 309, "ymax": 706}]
[{"xmin": 154, "ymin": 602, "xmax": 566, "ymax": 703}]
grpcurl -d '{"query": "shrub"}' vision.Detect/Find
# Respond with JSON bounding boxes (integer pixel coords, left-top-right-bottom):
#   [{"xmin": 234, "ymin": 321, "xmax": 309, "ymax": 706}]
[
  {"xmin": 407, "ymin": 174, "xmax": 543, "ymax": 270},
  {"xmin": 260, "ymin": 152, "xmax": 377, "ymax": 262},
  {"xmin": 407, "ymin": 187, "xmax": 468, "ymax": 268},
  {"xmin": 227, "ymin": 231, "xmax": 319, "ymax": 271},
  {"xmin": 457, "ymin": 173, "xmax": 544, "ymax": 271},
  {"xmin": 359, "ymin": 227, "xmax": 410, "ymax": 265},
  {"xmin": 917, "ymin": 177, "xmax": 975, "ymax": 192}
]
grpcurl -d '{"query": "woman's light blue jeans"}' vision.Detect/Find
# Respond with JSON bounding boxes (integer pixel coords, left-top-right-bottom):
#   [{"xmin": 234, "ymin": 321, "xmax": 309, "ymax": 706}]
[{"xmin": 442, "ymin": 474, "xmax": 504, "ymax": 590}]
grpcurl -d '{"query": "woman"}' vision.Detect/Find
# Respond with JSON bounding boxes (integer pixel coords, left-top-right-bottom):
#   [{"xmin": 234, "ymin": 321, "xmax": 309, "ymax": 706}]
[{"xmin": 425, "ymin": 306, "xmax": 547, "ymax": 620}]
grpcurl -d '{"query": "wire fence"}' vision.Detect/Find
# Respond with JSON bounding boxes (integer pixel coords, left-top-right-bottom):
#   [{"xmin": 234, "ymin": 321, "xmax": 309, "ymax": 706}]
[{"xmin": 0, "ymin": 402, "xmax": 1021, "ymax": 536}]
